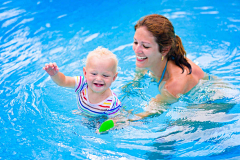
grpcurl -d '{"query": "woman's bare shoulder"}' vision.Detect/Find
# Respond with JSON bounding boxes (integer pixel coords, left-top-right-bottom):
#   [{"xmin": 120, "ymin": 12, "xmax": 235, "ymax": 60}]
[
  {"xmin": 156, "ymin": 81, "xmax": 179, "ymax": 101},
  {"xmin": 165, "ymin": 62, "xmax": 201, "ymax": 97},
  {"xmin": 164, "ymin": 76, "xmax": 187, "ymax": 97},
  {"xmin": 187, "ymin": 58, "xmax": 205, "ymax": 79}
]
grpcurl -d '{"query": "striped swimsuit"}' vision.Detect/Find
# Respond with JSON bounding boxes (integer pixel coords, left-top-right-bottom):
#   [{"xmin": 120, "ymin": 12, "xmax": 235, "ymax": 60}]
[{"xmin": 74, "ymin": 76, "xmax": 122, "ymax": 117}]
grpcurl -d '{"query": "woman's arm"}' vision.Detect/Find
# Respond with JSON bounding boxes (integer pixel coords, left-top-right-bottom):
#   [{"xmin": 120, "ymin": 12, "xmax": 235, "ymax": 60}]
[
  {"xmin": 122, "ymin": 67, "xmax": 148, "ymax": 92},
  {"xmin": 129, "ymin": 82, "xmax": 178, "ymax": 120}
]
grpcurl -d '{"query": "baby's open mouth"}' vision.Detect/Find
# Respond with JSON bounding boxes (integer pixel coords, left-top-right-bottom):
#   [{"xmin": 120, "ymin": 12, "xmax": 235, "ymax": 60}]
[{"xmin": 94, "ymin": 83, "xmax": 104, "ymax": 87}]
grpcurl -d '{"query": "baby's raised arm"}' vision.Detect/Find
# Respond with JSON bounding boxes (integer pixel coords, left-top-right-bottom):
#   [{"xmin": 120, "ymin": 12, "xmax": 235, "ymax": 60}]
[
  {"xmin": 43, "ymin": 62, "xmax": 59, "ymax": 76},
  {"xmin": 43, "ymin": 62, "xmax": 75, "ymax": 88}
]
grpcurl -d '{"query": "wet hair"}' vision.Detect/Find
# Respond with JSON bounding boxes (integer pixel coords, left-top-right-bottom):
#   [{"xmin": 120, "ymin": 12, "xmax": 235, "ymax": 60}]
[
  {"xmin": 86, "ymin": 46, "xmax": 118, "ymax": 73},
  {"xmin": 134, "ymin": 14, "xmax": 192, "ymax": 74}
]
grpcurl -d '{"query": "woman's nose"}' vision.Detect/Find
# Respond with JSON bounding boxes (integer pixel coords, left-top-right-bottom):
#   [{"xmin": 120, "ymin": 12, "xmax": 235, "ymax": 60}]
[{"xmin": 134, "ymin": 44, "xmax": 142, "ymax": 53}]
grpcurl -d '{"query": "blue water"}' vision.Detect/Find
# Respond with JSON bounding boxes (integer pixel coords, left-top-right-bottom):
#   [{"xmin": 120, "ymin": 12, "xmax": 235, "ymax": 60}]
[{"xmin": 1, "ymin": 0, "xmax": 240, "ymax": 159}]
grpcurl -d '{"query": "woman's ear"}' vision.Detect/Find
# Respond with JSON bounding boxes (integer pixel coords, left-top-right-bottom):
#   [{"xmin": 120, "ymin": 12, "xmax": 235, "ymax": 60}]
[{"xmin": 161, "ymin": 46, "xmax": 171, "ymax": 56}]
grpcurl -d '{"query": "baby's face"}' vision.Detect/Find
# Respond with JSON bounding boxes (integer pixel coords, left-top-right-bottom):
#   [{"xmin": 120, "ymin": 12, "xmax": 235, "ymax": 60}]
[{"xmin": 83, "ymin": 56, "xmax": 117, "ymax": 94}]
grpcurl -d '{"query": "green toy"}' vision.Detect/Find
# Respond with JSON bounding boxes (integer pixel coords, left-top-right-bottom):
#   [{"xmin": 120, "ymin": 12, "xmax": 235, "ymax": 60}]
[{"xmin": 99, "ymin": 119, "xmax": 114, "ymax": 133}]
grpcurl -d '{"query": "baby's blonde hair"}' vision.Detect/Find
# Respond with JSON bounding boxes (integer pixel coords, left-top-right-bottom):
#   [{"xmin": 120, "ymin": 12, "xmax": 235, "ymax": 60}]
[{"xmin": 86, "ymin": 46, "xmax": 118, "ymax": 73}]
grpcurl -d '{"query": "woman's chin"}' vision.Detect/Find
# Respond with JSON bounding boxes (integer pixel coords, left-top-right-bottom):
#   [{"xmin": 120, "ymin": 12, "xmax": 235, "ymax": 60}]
[{"xmin": 136, "ymin": 61, "xmax": 147, "ymax": 68}]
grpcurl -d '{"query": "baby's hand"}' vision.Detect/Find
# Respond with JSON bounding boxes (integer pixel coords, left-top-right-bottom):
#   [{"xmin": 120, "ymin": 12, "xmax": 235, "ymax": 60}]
[{"xmin": 43, "ymin": 62, "xmax": 59, "ymax": 76}]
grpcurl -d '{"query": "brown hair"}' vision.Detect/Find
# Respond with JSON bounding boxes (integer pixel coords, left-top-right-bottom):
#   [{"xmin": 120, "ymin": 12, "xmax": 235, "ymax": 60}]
[{"xmin": 134, "ymin": 14, "xmax": 192, "ymax": 74}]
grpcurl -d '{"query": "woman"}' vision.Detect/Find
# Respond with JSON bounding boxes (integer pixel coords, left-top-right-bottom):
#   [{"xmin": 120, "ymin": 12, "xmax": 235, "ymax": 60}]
[{"xmin": 132, "ymin": 14, "xmax": 205, "ymax": 117}]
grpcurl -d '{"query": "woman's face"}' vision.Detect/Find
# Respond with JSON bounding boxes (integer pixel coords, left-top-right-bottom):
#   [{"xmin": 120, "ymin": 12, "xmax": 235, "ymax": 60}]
[{"xmin": 133, "ymin": 26, "xmax": 162, "ymax": 69}]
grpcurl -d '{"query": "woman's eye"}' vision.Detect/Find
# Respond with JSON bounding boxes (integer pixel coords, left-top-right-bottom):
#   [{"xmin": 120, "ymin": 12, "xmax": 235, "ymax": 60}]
[
  {"xmin": 143, "ymin": 45, "xmax": 150, "ymax": 49},
  {"xmin": 133, "ymin": 41, "xmax": 138, "ymax": 45}
]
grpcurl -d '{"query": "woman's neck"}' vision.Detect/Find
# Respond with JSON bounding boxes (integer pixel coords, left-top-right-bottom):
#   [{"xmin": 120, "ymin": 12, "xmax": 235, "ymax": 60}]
[{"xmin": 149, "ymin": 59, "xmax": 168, "ymax": 80}]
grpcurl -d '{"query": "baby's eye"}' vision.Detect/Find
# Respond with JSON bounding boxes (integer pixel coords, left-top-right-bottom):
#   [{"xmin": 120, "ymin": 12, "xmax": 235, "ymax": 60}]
[
  {"xmin": 103, "ymin": 75, "xmax": 109, "ymax": 77},
  {"xmin": 91, "ymin": 73, "xmax": 97, "ymax": 75}
]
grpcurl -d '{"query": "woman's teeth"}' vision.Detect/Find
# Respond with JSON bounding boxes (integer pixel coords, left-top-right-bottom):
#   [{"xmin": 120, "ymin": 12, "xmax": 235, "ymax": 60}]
[{"xmin": 137, "ymin": 56, "xmax": 147, "ymax": 60}]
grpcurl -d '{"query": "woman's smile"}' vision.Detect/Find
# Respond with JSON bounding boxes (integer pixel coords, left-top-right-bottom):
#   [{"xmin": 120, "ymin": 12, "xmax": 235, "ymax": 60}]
[{"xmin": 136, "ymin": 56, "xmax": 148, "ymax": 61}]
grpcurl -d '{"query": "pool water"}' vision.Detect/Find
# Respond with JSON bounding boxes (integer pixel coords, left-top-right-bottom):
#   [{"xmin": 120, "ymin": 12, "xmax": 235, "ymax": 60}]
[{"xmin": 1, "ymin": 0, "xmax": 240, "ymax": 159}]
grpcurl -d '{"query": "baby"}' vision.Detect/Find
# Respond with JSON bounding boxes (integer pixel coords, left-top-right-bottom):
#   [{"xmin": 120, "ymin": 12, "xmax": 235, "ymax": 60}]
[{"xmin": 43, "ymin": 47, "xmax": 122, "ymax": 119}]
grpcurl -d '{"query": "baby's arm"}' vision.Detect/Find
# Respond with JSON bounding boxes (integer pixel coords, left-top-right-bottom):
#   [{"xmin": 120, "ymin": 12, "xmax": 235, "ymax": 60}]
[{"xmin": 43, "ymin": 62, "xmax": 75, "ymax": 88}]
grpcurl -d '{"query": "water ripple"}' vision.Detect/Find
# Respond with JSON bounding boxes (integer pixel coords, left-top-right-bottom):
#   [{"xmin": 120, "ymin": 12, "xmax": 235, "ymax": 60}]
[{"xmin": 0, "ymin": 0, "xmax": 240, "ymax": 159}]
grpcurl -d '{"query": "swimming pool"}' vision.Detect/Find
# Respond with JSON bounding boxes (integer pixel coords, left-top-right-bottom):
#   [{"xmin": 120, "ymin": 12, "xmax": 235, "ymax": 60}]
[{"xmin": 1, "ymin": 0, "xmax": 240, "ymax": 159}]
